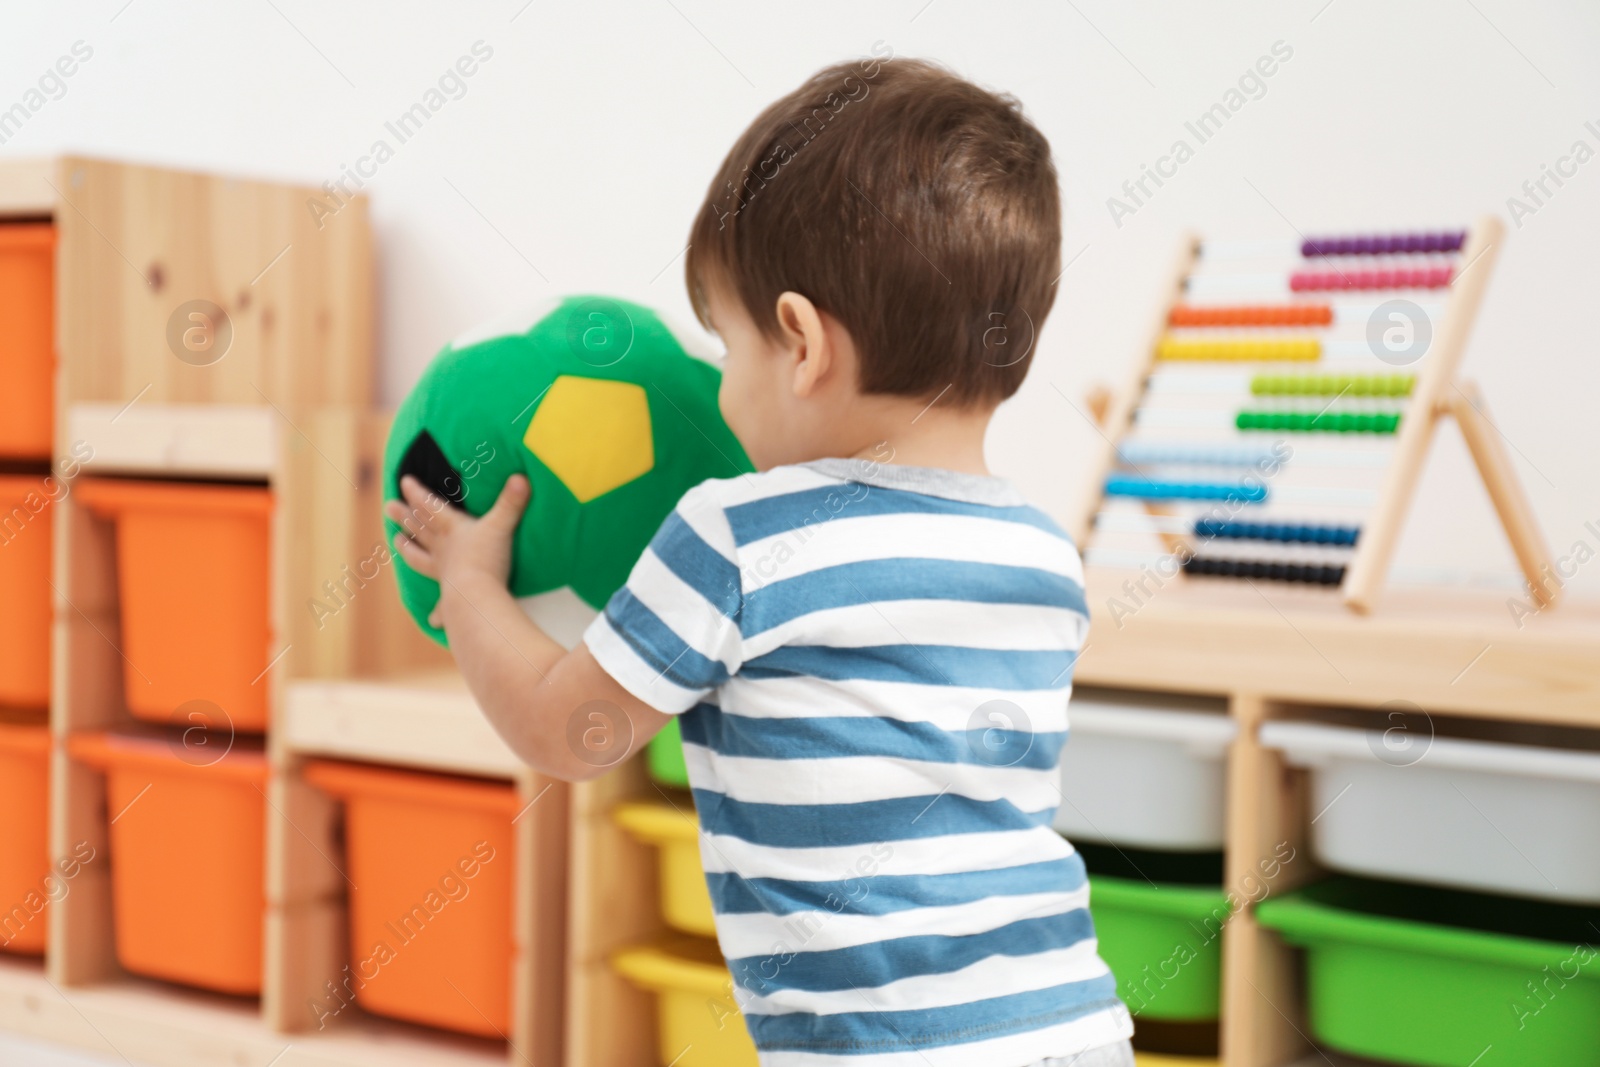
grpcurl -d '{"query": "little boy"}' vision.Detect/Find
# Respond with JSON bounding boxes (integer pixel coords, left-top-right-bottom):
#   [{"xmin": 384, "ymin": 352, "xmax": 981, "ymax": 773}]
[{"xmin": 387, "ymin": 56, "xmax": 1133, "ymax": 1067}]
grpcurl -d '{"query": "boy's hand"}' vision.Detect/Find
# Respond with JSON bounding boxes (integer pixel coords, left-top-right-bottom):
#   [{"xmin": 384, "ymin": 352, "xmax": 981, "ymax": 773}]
[{"xmin": 384, "ymin": 475, "xmax": 531, "ymax": 624}]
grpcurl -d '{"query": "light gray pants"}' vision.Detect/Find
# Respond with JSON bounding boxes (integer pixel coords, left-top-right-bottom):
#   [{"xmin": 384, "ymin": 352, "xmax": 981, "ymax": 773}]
[{"xmin": 1027, "ymin": 1040, "xmax": 1137, "ymax": 1067}]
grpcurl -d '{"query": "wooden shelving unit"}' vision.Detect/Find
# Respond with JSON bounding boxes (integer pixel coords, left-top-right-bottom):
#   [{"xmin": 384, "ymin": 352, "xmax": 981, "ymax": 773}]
[
  {"xmin": 1076, "ymin": 573, "xmax": 1600, "ymax": 1066},
  {"xmin": 0, "ymin": 156, "xmax": 569, "ymax": 1067},
  {"xmin": 560, "ymin": 572, "xmax": 1600, "ymax": 1067}
]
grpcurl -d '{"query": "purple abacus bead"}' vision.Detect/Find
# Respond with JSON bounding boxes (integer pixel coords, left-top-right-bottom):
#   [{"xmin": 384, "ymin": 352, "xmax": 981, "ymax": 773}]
[
  {"xmin": 1400, "ymin": 233, "xmax": 1422, "ymax": 253},
  {"xmin": 1444, "ymin": 230, "xmax": 1466, "ymax": 251},
  {"xmin": 1349, "ymin": 236, "xmax": 1369, "ymax": 255},
  {"xmin": 1419, "ymin": 232, "xmax": 1442, "ymax": 253}
]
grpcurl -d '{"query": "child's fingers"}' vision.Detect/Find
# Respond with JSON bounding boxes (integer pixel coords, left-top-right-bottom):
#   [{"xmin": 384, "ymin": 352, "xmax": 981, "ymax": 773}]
[
  {"xmin": 399, "ymin": 476, "xmax": 451, "ymax": 520},
  {"xmin": 382, "ymin": 499, "xmax": 413, "ymax": 527},
  {"xmin": 388, "ymin": 502, "xmax": 438, "ymax": 548},
  {"xmin": 483, "ymin": 474, "xmax": 531, "ymax": 532},
  {"xmin": 393, "ymin": 531, "xmax": 439, "ymax": 577}
]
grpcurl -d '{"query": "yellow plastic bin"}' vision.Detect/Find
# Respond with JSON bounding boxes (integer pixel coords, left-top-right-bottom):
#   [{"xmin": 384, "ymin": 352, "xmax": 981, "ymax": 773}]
[
  {"xmin": 613, "ymin": 938, "xmax": 757, "ymax": 1067},
  {"xmin": 614, "ymin": 801, "xmax": 714, "ymax": 936}
]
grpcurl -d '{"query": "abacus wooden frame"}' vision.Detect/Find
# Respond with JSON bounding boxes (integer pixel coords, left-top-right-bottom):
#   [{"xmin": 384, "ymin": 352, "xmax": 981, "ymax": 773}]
[{"xmin": 1071, "ymin": 216, "xmax": 1556, "ymax": 615}]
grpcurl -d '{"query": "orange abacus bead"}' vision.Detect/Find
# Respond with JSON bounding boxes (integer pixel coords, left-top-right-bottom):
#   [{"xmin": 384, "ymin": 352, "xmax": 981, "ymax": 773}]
[{"xmin": 1168, "ymin": 304, "xmax": 1334, "ymax": 327}]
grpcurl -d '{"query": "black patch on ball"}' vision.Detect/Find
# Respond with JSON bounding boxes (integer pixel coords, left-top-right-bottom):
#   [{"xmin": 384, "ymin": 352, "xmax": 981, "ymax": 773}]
[{"xmin": 398, "ymin": 429, "xmax": 468, "ymax": 510}]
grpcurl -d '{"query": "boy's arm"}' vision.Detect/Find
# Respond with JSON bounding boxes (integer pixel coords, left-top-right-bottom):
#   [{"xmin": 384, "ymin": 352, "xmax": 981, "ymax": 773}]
[{"xmin": 385, "ymin": 475, "xmax": 673, "ymax": 781}]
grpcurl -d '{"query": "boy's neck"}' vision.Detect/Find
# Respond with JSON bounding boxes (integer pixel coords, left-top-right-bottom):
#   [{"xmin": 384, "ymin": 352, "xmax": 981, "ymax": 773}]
[{"xmin": 839, "ymin": 395, "xmax": 996, "ymax": 476}]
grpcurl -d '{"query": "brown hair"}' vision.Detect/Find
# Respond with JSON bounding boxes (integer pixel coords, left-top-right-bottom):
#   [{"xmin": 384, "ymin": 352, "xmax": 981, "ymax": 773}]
[{"xmin": 686, "ymin": 53, "xmax": 1061, "ymax": 407}]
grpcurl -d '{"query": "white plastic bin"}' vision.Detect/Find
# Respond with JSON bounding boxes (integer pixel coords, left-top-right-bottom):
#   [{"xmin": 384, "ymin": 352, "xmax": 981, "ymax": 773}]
[
  {"xmin": 1260, "ymin": 720, "xmax": 1600, "ymax": 904},
  {"xmin": 1055, "ymin": 690, "xmax": 1236, "ymax": 850}
]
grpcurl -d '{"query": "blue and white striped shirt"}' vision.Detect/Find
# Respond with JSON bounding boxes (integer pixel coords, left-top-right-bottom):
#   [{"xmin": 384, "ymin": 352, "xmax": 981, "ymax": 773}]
[{"xmin": 585, "ymin": 458, "xmax": 1132, "ymax": 1066}]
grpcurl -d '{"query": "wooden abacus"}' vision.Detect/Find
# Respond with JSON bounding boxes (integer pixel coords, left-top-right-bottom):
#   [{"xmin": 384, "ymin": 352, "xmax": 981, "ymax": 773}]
[{"xmin": 1073, "ymin": 217, "xmax": 1557, "ymax": 614}]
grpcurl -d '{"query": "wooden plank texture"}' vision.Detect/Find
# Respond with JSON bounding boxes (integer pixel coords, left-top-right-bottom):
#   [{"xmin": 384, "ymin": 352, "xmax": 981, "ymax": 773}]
[{"xmin": 53, "ymin": 156, "xmax": 372, "ymax": 412}]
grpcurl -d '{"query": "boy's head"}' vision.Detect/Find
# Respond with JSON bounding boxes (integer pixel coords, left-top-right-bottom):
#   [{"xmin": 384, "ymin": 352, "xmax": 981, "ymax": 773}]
[{"xmin": 687, "ymin": 55, "xmax": 1061, "ymax": 469}]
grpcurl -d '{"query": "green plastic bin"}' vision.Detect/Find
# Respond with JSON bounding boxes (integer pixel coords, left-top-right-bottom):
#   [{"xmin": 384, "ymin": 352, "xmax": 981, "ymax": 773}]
[
  {"xmin": 647, "ymin": 718, "xmax": 688, "ymax": 788},
  {"xmin": 1257, "ymin": 878, "xmax": 1600, "ymax": 1067},
  {"xmin": 1076, "ymin": 842, "xmax": 1231, "ymax": 1022},
  {"xmin": 1093, "ymin": 875, "xmax": 1231, "ymax": 1021}
]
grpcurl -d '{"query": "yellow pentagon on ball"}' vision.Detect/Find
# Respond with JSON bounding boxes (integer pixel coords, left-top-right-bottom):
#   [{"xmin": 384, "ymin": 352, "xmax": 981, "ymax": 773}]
[{"xmin": 524, "ymin": 375, "xmax": 654, "ymax": 502}]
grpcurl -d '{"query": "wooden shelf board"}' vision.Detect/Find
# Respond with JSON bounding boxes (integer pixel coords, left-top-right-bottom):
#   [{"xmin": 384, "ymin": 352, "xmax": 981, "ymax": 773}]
[
  {"xmin": 281, "ymin": 672, "xmax": 523, "ymax": 779},
  {"xmin": 0, "ymin": 158, "xmax": 55, "ymax": 216},
  {"xmin": 1077, "ymin": 570, "xmax": 1600, "ymax": 725},
  {"xmin": 0, "ymin": 958, "xmax": 504, "ymax": 1067},
  {"xmin": 69, "ymin": 402, "xmax": 277, "ymax": 479}
]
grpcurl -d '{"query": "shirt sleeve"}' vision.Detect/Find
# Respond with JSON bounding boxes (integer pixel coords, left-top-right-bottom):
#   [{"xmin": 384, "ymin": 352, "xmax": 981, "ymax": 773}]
[{"xmin": 583, "ymin": 480, "xmax": 744, "ymax": 714}]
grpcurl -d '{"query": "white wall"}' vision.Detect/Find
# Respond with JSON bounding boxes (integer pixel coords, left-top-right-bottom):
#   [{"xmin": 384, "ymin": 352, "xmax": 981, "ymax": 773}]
[{"xmin": 6, "ymin": 0, "xmax": 1599, "ymax": 598}]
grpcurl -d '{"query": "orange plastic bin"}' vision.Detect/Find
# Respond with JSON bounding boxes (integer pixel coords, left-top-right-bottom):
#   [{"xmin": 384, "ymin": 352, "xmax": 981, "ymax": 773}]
[
  {"xmin": 303, "ymin": 760, "xmax": 518, "ymax": 1037},
  {"xmin": 0, "ymin": 722, "xmax": 51, "ymax": 954},
  {"xmin": 0, "ymin": 475, "xmax": 54, "ymax": 709},
  {"xmin": 75, "ymin": 480, "xmax": 273, "ymax": 731},
  {"xmin": 0, "ymin": 223, "xmax": 56, "ymax": 458},
  {"xmin": 69, "ymin": 732, "xmax": 266, "ymax": 994}
]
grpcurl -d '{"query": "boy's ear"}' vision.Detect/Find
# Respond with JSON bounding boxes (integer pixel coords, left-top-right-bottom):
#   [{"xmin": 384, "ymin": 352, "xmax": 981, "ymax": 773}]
[{"xmin": 774, "ymin": 291, "xmax": 833, "ymax": 399}]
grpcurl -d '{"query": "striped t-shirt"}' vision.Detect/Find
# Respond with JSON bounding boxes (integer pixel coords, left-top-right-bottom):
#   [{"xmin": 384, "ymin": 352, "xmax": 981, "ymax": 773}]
[{"xmin": 585, "ymin": 458, "xmax": 1132, "ymax": 1066}]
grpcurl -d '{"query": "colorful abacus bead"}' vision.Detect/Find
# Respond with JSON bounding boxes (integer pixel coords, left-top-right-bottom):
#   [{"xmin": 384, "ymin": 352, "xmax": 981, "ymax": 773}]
[
  {"xmin": 1289, "ymin": 267, "xmax": 1453, "ymax": 292},
  {"xmin": 1168, "ymin": 304, "xmax": 1333, "ymax": 327},
  {"xmin": 1105, "ymin": 475, "xmax": 1268, "ymax": 503},
  {"xmin": 1192, "ymin": 519, "xmax": 1360, "ymax": 546},
  {"xmin": 1116, "ymin": 442, "xmax": 1284, "ymax": 468},
  {"xmin": 1235, "ymin": 410, "xmax": 1401, "ymax": 434},
  {"xmin": 1250, "ymin": 373, "xmax": 1414, "ymax": 397},
  {"xmin": 1157, "ymin": 337, "xmax": 1321, "ymax": 362},
  {"xmin": 1182, "ymin": 555, "xmax": 1346, "ymax": 585},
  {"xmin": 1300, "ymin": 232, "xmax": 1466, "ymax": 257}
]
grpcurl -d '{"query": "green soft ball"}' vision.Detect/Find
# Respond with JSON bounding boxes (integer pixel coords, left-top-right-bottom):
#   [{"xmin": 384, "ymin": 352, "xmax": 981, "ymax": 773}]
[{"xmin": 384, "ymin": 295, "xmax": 751, "ymax": 646}]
